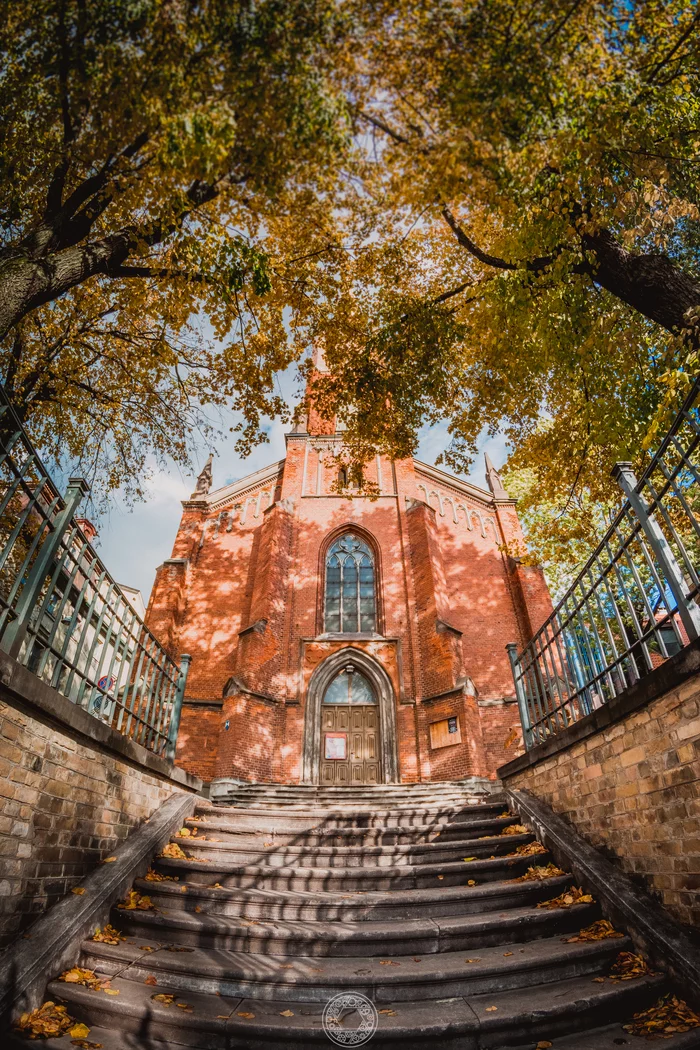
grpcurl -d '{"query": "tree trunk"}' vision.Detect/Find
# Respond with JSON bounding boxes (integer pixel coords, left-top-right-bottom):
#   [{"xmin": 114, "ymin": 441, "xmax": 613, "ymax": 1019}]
[{"xmin": 582, "ymin": 228, "xmax": 700, "ymax": 335}]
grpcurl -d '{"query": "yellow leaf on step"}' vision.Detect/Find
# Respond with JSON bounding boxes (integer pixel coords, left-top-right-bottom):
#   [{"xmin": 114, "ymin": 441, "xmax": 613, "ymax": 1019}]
[
  {"xmin": 536, "ymin": 1043, "xmax": 553, "ymax": 1048},
  {"xmin": 237, "ymin": 1011, "xmax": 256, "ymax": 1019},
  {"xmin": 71, "ymin": 888, "xmax": 85, "ymax": 895},
  {"xmin": 437, "ymin": 875, "xmax": 444, "ymax": 880},
  {"xmin": 68, "ymin": 1024, "xmax": 90, "ymax": 1038},
  {"xmin": 485, "ymin": 1006, "xmax": 497, "ymax": 1012},
  {"xmin": 503, "ymin": 952, "xmax": 513, "ymax": 957},
  {"xmin": 463, "ymin": 857, "xmax": 476, "ymax": 862},
  {"xmin": 379, "ymin": 1009, "xmax": 397, "ymax": 1015},
  {"xmin": 467, "ymin": 880, "xmax": 477, "ymax": 886},
  {"xmin": 280, "ymin": 1009, "xmax": 294, "ymax": 1017},
  {"xmin": 103, "ymin": 989, "xmax": 120, "ymax": 995},
  {"xmin": 103, "ymin": 857, "xmax": 117, "ymax": 863}
]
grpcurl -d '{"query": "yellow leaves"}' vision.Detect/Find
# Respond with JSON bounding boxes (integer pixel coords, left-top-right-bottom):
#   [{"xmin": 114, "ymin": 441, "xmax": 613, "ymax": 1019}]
[
  {"xmin": 177, "ymin": 827, "xmax": 192, "ymax": 837},
  {"xmin": 237, "ymin": 1011, "xmax": 256, "ymax": 1020},
  {"xmin": 380, "ymin": 960, "xmax": 400, "ymax": 966},
  {"xmin": 566, "ymin": 920, "xmax": 624, "ymax": 943},
  {"xmin": 69, "ymin": 1024, "xmax": 90, "ymax": 1039},
  {"xmin": 71, "ymin": 887, "xmax": 86, "ymax": 895},
  {"xmin": 511, "ymin": 842, "xmax": 547, "ymax": 857},
  {"xmin": 379, "ymin": 1009, "xmax": 397, "ymax": 1016},
  {"xmin": 513, "ymin": 864, "xmax": 566, "ymax": 882},
  {"xmin": 92, "ymin": 925, "xmax": 124, "ymax": 945},
  {"xmin": 485, "ymin": 1006, "xmax": 497, "ymax": 1012},
  {"xmin": 463, "ymin": 857, "xmax": 476, "ymax": 862},
  {"xmin": 501, "ymin": 824, "xmax": 528, "ymax": 836},
  {"xmin": 102, "ymin": 857, "xmax": 117, "ymax": 863},
  {"xmin": 144, "ymin": 868, "xmax": 179, "ymax": 882},
  {"xmin": 59, "ymin": 968, "xmax": 104, "ymax": 991},
  {"xmin": 15, "ymin": 1001, "xmax": 78, "ymax": 1040},
  {"xmin": 160, "ymin": 842, "xmax": 189, "ymax": 860},
  {"xmin": 537, "ymin": 886, "xmax": 594, "ymax": 909},
  {"xmin": 280, "ymin": 1009, "xmax": 295, "ymax": 1017},
  {"xmin": 103, "ymin": 989, "xmax": 120, "ymax": 996},
  {"xmin": 467, "ymin": 880, "xmax": 477, "ymax": 886},
  {"xmin": 623, "ymin": 994, "xmax": 700, "ymax": 1037},
  {"xmin": 117, "ymin": 890, "xmax": 154, "ymax": 911},
  {"xmin": 176, "ymin": 1002, "xmax": 193, "ymax": 1012},
  {"xmin": 151, "ymin": 993, "xmax": 176, "ymax": 1006}
]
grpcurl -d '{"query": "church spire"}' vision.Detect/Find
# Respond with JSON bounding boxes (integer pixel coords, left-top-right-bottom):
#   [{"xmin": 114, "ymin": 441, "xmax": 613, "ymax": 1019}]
[
  {"xmin": 192, "ymin": 452, "xmax": 214, "ymax": 498},
  {"xmin": 484, "ymin": 452, "xmax": 509, "ymax": 500}
]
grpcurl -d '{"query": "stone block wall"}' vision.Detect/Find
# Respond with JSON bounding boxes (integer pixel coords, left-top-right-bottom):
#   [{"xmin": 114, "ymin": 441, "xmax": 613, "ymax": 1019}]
[
  {"xmin": 0, "ymin": 661, "xmax": 199, "ymax": 950},
  {"xmin": 501, "ymin": 672, "xmax": 700, "ymax": 929}
]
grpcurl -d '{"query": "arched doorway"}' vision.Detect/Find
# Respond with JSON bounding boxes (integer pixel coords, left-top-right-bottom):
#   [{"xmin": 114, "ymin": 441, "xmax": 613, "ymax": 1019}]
[{"xmin": 302, "ymin": 649, "xmax": 399, "ymax": 784}]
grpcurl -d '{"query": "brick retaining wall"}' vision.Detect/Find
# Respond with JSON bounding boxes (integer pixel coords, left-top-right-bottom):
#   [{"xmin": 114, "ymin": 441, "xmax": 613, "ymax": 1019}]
[
  {"xmin": 500, "ymin": 667, "xmax": 700, "ymax": 929},
  {"xmin": 0, "ymin": 654, "xmax": 200, "ymax": 950}
]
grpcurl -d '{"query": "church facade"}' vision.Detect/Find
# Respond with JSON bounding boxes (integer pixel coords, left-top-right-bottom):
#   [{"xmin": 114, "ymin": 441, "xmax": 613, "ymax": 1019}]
[{"xmin": 146, "ymin": 405, "xmax": 552, "ymax": 788}]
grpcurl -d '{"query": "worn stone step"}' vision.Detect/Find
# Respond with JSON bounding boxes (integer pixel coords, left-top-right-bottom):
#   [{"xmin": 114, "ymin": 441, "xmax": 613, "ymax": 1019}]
[
  {"xmin": 196, "ymin": 803, "xmax": 511, "ymax": 829},
  {"xmin": 80, "ymin": 931, "xmax": 628, "ymax": 1002},
  {"xmin": 133, "ymin": 871, "xmax": 575, "ymax": 922},
  {"xmin": 499, "ymin": 1023, "xmax": 700, "ymax": 1050},
  {"xmin": 39, "ymin": 969, "xmax": 668, "ymax": 1050},
  {"xmin": 185, "ymin": 813, "xmax": 520, "ymax": 844},
  {"xmin": 168, "ymin": 831, "xmax": 534, "ymax": 868},
  {"xmin": 110, "ymin": 898, "xmax": 600, "ymax": 956},
  {"xmin": 152, "ymin": 847, "xmax": 544, "ymax": 891}
]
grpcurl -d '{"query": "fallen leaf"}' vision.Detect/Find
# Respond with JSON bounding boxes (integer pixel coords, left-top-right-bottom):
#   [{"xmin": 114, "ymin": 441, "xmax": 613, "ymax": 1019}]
[
  {"xmin": 237, "ymin": 1011, "xmax": 256, "ymax": 1019},
  {"xmin": 216, "ymin": 1015, "xmax": 230, "ymax": 1019},
  {"xmin": 68, "ymin": 1023, "xmax": 90, "ymax": 1038},
  {"xmin": 485, "ymin": 1006, "xmax": 497, "ymax": 1012},
  {"xmin": 144, "ymin": 868, "xmax": 178, "ymax": 882},
  {"xmin": 177, "ymin": 827, "xmax": 191, "ymax": 837},
  {"xmin": 536, "ymin": 1042, "xmax": 552, "ymax": 1049},
  {"xmin": 117, "ymin": 890, "xmax": 153, "ymax": 911},
  {"xmin": 140, "ymin": 946, "xmax": 155, "ymax": 952},
  {"xmin": 592, "ymin": 977, "xmax": 605, "ymax": 983},
  {"xmin": 71, "ymin": 887, "xmax": 86, "ymax": 895},
  {"xmin": 176, "ymin": 1002, "xmax": 193, "ymax": 1012},
  {"xmin": 513, "ymin": 864, "xmax": 566, "ymax": 882},
  {"xmin": 608, "ymin": 951, "xmax": 654, "ymax": 981},
  {"xmin": 380, "ymin": 960, "xmax": 400, "ymax": 965},
  {"xmin": 159, "ymin": 842, "xmax": 188, "ymax": 860},
  {"xmin": 166, "ymin": 945, "xmax": 195, "ymax": 952},
  {"xmin": 92, "ymin": 925, "xmax": 124, "ymax": 945},
  {"xmin": 59, "ymin": 968, "xmax": 104, "ymax": 991},
  {"xmin": 103, "ymin": 989, "xmax": 120, "ymax": 995},
  {"xmin": 503, "ymin": 952, "xmax": 513, "ymax": 957},
  {"xmin": 467, "ymin": 880, "xmax": 477, "ymax": 886},
  {"xmin": 537, "ymin": 886, "xmax": 594, "ymax": 910},
  {"xmin": 622, "ymin": 994, "xmax": 700, "ymax": 1037},
  {"xmin": 14, "ymin": 1001, "xmax": 77, "ymax": 1039},
  {"xmin": 280, "ymin": 1009, "xmax": 295, "ymax": 1017},
  {"xmin": 411, "ymin": 957, "xmax": 421, "ymax": 962},
  {"xmin": 567, "ymin": 919, "xmax": 624, "ymax": 943},
  {"xmin": 437, "ymin": 875, "xmax": 444, "ymax": 880},
  {"xmin": 152, "ymin": 993, "xmax": 175, "ymax": 1005},
  {"xmin": 465, "ymin": 958, "xmax": 481, "ymax": 963},
  {"xmin": 379, "ymin": 1009, "xmax": 397, "ymax": 1015},
  {"xmin": 194, "ymin": 906, "xmax": 202, "ymax": 913},
  {"xmin": 102, "ymin": 857, "xmax": 117, "ymax": 863},
  {"xmin": 512, "ymin": 841, "xmax": 547, "ymax": 857},
  {"xmin": 145, "ymin": 975, "xmax": 158, "ymax": 986},
  {"xmin": 501, "ymin": 824, "xmax": 528, "ymax": 836},
  {"xmin": 463, "ymin": 857, "xmax": 476, "ymax": 862}
]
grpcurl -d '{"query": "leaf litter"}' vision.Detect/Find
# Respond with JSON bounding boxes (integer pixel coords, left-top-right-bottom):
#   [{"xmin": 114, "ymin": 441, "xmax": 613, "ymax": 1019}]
[
  {"xmin": 513, "ymin": 864, "xmax": 566, "ymax": 882},
  {"xmin": 14, "ymin": 1001, "xmax": 89, "ymax": 1041},
  {"xmin": 91, "ymin": 925, "xmax": 124, "ymax": 945},
  {"xmin": 566, "ymin": 920, "xmax": 624, "ymax": 943},
  {"xmin": 117, "ymin": 890, "xmax": 154, "ymax": 910},
  {"xmin": 537, "ymin": 886, "xmax": 594, "ymax": 909},
  {"xmin": 623, "ymin": 994, "xmax": 700, "ymax": 1038}
]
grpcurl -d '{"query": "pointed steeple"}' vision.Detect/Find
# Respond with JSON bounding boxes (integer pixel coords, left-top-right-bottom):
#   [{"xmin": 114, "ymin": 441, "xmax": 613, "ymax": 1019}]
[
  {"xmin": 192, "ymin": 452, "xmax": 214, "ymax": 498},
  {"xmin": 484, "ymin": 452, "xmax": 509, "ymax": 500}
]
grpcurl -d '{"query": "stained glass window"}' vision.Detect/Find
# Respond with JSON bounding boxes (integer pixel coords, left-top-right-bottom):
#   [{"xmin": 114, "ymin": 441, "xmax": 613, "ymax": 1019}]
[
  {"xmin": 324, "ymin": 533, "xmax": 376, "ymax": 633},
  {"xmin": 323, "ymin": 668, "xmax": 377, "ymax": 704}
]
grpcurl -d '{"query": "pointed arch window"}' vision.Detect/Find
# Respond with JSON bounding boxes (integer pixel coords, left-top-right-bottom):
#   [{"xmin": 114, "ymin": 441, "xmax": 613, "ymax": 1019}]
[
  {"xmin": 325, "ymin": 533, "xmax": 376, "ymax": 633},
  {"xmin": 323, "ymin": 666, "xmax": 377, "ymax": 704}
]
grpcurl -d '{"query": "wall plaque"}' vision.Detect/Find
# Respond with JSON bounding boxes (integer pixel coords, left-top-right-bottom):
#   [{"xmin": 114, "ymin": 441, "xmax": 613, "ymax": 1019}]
[{"xmin": 325, "ymin": 733, "xmax": 347, "ymax": 760}]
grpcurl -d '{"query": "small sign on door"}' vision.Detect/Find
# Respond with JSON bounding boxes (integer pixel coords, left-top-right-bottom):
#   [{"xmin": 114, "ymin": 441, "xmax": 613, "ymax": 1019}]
[{"xmin": 325, "ymin": 733, "xmax": 347, "ymax": 760}]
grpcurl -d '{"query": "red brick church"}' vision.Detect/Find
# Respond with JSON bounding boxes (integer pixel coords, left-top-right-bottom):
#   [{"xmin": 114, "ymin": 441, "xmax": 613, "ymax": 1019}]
[{"xmin": 146, "ymin": 371, "xmax": 552, "ymax": 789}]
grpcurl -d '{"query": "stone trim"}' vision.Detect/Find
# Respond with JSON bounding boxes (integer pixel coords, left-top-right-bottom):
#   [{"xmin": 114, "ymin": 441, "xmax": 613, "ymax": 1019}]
[
  {"xmin": 498, "ymin": 636, "xmax": 700, "ymax": 779},
  {"xmin": 0, "ymin": 792, "xmax": 195, "ymax": 1024}
]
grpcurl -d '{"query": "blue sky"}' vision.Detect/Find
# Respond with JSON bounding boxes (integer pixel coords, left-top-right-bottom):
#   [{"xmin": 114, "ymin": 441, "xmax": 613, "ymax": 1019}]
[{"xmin": 93, "ymin": 375, "xmax": 509, "ymax": 602}]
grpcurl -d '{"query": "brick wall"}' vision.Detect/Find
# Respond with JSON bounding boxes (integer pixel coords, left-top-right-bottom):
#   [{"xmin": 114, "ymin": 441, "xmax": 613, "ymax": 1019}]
[
  {"xmin": 0, "ymin": 689, "xmax": 197, "ymax": 949},
  {"xmin": 501, "ymin": 674, "xmax": 700, "ymax": 928}
]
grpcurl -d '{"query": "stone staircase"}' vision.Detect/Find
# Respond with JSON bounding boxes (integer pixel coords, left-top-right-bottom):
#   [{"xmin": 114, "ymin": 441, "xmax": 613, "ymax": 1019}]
[{"xmin": 18, "ymin": 784, "xmax": 700, "ymax": 1048}]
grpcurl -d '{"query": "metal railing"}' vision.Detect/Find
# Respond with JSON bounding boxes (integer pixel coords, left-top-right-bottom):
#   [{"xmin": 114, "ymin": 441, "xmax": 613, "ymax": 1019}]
[
  {"xmin": 509, "ymin": 375, "xmax": 700, "ymax": 749},
  {"xmin": 0, "ymin": 388, "xmax": 190, "ymax": 760}
]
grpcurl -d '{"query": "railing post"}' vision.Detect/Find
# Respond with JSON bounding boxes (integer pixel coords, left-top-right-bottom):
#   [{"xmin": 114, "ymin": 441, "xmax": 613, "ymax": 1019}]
[
  {"xmin": 506, "ymin": 642, "xmax": 533, "ymax": 749},
  {"xmin": 1, "ymin": 476, "xmax": 89, "ymax": 660},
  {"xmin": 165, "ymin": 653, "xmax": 191, "ymax": 762},
  {"xmin": 612, "ymin": 462, "xmax": 700, "ymax": 642}
]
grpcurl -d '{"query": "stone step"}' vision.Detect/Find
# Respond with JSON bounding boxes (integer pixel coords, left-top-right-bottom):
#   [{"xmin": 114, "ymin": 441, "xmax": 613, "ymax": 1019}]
[
  {"xmin": 205, "ymin": 799, "xmax": 505, "ymax": 815},
  {"xmin": 134, "ymin": 871, "xmax": 575, "ymax": 921},
  {"xmin": 79, "ymin": 932, "xmax": 632, "ymax": 1002},
  {"xmin": 195, "ymin": 802, "xmax": 512, "ymax": 830},
  {"xmin": 168, "ymin": 830, "xmax": 534, "ymax": 867},
  {"xmin": 184, "ymin": 814, "xmax": 520, "ymax": 844},
  {"xmin": 40, "ymin": 969, "xmax": 668, "ymax": 1049},
  {"xmin": 152, "ymin": 846, "xmax": 544, "ymax": 890},
  {"xmin": 111, "ymin": 898, "xmax": 599, "ymax": 956}
]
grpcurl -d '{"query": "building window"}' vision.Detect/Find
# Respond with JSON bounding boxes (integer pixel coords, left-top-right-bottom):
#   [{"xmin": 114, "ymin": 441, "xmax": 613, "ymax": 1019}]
[
  {"xmin": 338, "ymin": 466, "xmax": 348, "ymax": 489},
  {"xmin": 323, "ymin": 666, "xmax": 377, "ymax": 704},
  {"xmin": 325, "ymin": 533, "xmax": 376, "ymax": 633}
]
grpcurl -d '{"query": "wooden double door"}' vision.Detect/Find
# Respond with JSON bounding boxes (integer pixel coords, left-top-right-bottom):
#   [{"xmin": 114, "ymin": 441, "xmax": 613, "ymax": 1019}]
[{"xmin": 320, "ymin": 704, "xmax": 380, "ymax": 785}]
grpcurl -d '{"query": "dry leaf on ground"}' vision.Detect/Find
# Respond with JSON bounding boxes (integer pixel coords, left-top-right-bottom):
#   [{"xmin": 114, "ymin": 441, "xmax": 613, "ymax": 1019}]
[
  {"xmin": 59, "ymin": 968, "xmax": 104, "ymax": 991},
  {"xmin": 237, "ymin": 1011, "xmax": 256, "ymax": 1019},
  {"xmin": 511, "ymin": 842, "xmax": 547, "ymax": 857},
  {"xmin": 117, "ymin": 890, "xmax": 153, "ymax": 911},
  {"xmin": 160, "ymin": 842, "xmax": 188, "ymax": 860},
  {"xmin": 379, "ymin": 1009, "xmax": 397, "ymax": 1015},
  {"xmin": 501, "ymin": 824, "xmax": 528, "ymax": 836},
  {"xmin": 608, "ymin": 951, "xmax": 654, "ymax": 981},
  {"xmin": 280, "ymin": 1009, "xmax": 294, "ymax": 1017},
  {"xmin": 151, "ymin": 993, "xmax": 175, "ymax": 1005},
  {"xmin": 92, "ymin": 925, "xmax": 124, "ymax": 945},
  {"xmin": 144, "ymin": 868, "xmax": 178, "ymax": 882},
  {"xmin": 514, "ymin": 864, "xmax": 566, "ymax": 882},
  {"xmin": 71, "ymin": 887, "xmax": 86, "ymax": 895},
  {"xmin": 467, "ymin": 879, "xmax": 477, "ymax": 886},
  {"xmin": 176, "ymin": 1002, "xmax": 193, "ymax": 1011},
  {"xmin": 145, "ymin": 975, "xmax": 158, "ymax": 986},
  {"xmin": 102, "ymin": 857, "xmax": 117, "ymax": 863},
  {"xmin": 14, "ymin": 1002, "xmax": 77, "ymax": 1040},
  {"xmin": 537, "ymin": 886, "xmax": 594, "ymax": 909},
  {"xmin": 623, "ymin": 994, "xmax": 700, "ymax": 1037},
  {"xmin": 567, "ymin": 920, "xmax": 624, "ymax": 943},
  {"xmin": 177, "ymin": 827, "xmax": 191, "ymax": 837},
  {"xmin": 485, "ymin": 1006, "xmax": 498, "ymax": 1012}
]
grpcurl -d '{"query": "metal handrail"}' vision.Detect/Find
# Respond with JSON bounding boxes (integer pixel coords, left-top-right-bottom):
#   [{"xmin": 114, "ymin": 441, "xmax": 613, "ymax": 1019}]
[
  {"xmin": 0, "ymin": 388, "xmax": 189, "ymax": 759},
  {"xmin": 509, "ymin": 375, "xmax": 700, "ymax": 749}
]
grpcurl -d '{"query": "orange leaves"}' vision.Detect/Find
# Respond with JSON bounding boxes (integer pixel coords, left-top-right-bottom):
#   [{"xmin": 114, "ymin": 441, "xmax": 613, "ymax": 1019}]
[
  {"xmin": 71, "ymin": 887, "xmax": 86, "ymax": 895},
  {"xmin": 145, "ymin": 975, "xmax": 158, "ymax": 986},
  {"xmin": 144, "ymin": 868, "xmax": 178, "ymax": 882},
  {"xmin": 237, "ymin": 1011, "xmax": 256, "ymax": 1020},
  {"xmin": 467, "ymin": 879, "xmax": 477, "ymax": 886},
  {"xmin": 14, "ymin": 1001, "xmax": 80, "ymax": 1040},
  {"xmin": 59, "ymin": 968, "xmax": 104, "ymax": 991},
  {"xmin": 151, "ymin": 993, "xmax": 176, "ymax": 1006},
  {"xmin": 567, "ymin": 920, "xmax": 624, "ymax": 943},
  {"xmin": 177, "ymin": 827, "xmax": 192, "ymax": 837},
  {"xmin": 91, "ymin": 925, "xmax": 124, "ymax": 945},
  {"xmin": 608, "ymin": 952, "xmax": 654, "ymax": 981},
  {"xmin": 500, "ymin": 824, "xmax": 528, "ymax": 836},
  {"xmin": 280, "ymin": 1009, "xmax": 295, "ymax": 1017},
  {"xmin": 159, "ymin": 842, "xmax": 188, "ymax": 860},
  {"xmin": 511, "ymin": 841, "xmax": 547, "ymax": 857},
  {"xmin": 513, "ymin": 864, "xmax": 566, "ymax": 882},
  {"xmin": 117, "ymin": 890, "xmax": 154, "ymax": 911},
  {"xmin": 379, "ymin": 1009, "xmax": 397, "ymax": 1016},
  {"xmin": 537, "ymin": 886, "xmax": 594, "ymax": 909},
  {"xmin": 623, "ymin": 994, "xmax": 700, "ymax": 1037}
]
